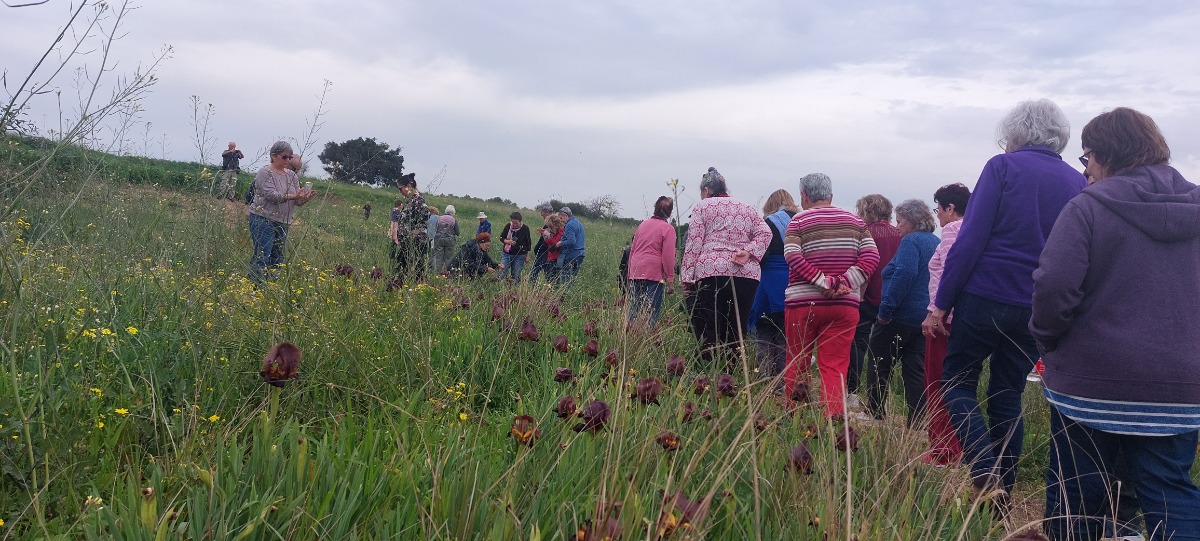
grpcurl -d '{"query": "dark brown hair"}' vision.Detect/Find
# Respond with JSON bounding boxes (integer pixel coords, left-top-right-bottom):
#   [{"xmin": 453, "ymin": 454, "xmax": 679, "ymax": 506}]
[
  {"xmin": 933, "ymin": 183, "xmax": 970, "ymax": 216},
  {"xmin": 653, "ymin": 196, "xmax": 673, "ymax": 220},
  {"xmin": 1081, "ymin": 107, "xmax": 1170, "ymax": 173}
]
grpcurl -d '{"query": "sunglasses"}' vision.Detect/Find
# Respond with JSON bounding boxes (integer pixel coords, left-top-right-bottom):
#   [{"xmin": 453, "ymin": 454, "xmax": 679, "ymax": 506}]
[
  {"xmin": 278, "ymin": 154, "xmax": 294, "ymax": 160},
  {"xmin": 1078, "ymin": 150, "xmax": 1093, "ymax": 167}
]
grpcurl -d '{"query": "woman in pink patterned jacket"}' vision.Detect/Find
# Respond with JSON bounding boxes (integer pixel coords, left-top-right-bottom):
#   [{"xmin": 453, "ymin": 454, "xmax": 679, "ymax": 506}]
[{"xmin": 681, "ymin": 167, "xmax": 772, "ymax": 365}]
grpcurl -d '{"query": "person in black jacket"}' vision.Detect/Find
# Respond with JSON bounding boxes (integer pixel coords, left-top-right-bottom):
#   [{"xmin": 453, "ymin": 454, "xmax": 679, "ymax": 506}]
[
  {"xmin": 496, "ymin": 211, "xmax": 532, "ymax": 281},
  {"xmin": 528, "ymin": 204, "xmax": 555, "ymax": 282},
  {"xmin": 448, "ymin": 233, "xmax": 500, "ymax": 278}
]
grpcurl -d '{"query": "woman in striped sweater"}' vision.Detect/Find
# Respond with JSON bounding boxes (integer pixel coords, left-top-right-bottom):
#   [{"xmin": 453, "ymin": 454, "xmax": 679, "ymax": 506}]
[{"xmin": 782, "ymin": 173, "xmax": 879, "ymax": 418}]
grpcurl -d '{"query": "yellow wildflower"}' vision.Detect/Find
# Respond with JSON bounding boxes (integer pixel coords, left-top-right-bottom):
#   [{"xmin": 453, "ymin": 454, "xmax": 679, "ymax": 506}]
[
  {"xmin": 114, "ymin": 408, "xmax": 129, "ymax": 415},
  {"xmin": 459, "ymin": 412, "xmax": 468, "ymax": 421},
  {"xmin": 96, "ymin": 421, "xmax": 105, "ymax": 429},
  {"xmin": 125, "ymin": 326, "xmax": 138, "ymax": 335},
  {"xmin": 207, "ymin": 415, "xmax": 220, "ymax": 423}
]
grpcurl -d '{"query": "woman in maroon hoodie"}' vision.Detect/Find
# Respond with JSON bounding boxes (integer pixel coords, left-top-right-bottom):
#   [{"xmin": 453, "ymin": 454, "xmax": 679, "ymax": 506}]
[{"xmin": 1032, "ymin": 107, "xmax": 1200, "ymax": 540}]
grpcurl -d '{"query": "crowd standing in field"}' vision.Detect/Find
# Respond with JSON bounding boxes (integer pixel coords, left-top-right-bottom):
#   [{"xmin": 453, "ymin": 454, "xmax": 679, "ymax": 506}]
[{"xmin": 237, "ymin": 98, "xmax": 1200, "ymax": 539}]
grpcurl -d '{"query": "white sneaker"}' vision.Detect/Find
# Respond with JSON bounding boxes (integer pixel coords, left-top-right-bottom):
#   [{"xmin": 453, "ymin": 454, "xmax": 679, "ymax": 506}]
[
  {"xmin": 1025, "ymin": 371, "xmax": 1042, "ymax": 383},
  {"xmin": 845, "ymin": 394, "xmax": 864, "ymax": 411}
]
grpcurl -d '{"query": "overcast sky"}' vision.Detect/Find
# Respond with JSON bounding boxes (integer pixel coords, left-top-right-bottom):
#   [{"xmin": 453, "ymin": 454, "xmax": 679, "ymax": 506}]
[{"xmin": 4, "ymin": 0, "xmax": 1200, "ymax": 217}]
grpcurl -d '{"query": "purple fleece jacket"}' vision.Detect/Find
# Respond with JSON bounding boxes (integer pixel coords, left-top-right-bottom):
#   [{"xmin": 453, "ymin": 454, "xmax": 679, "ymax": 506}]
[
  {"xmin": 1031, "ymin": 164, "xmax": 1200, "ymax": 403},
  {"xmin": 934, "ymin": 146, "xmax": 1086, "ymax": 311}
]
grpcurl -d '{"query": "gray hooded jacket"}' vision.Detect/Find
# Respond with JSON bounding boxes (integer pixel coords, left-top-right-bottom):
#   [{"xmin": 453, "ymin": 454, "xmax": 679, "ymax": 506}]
[{"xmin": 1031, "ymin": 163, "xmax": 1200, "ymax": 403}]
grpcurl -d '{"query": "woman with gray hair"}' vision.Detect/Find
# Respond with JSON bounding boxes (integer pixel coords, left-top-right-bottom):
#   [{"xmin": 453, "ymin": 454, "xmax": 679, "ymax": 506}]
[
  {"xmin": 247, "ymin": 140, "xmax": 314, "ymax": 284},
  {"xmin": 864, "ymin": 199, "xmax": 938, "ymax": 428},
  {"xmin": 681, "ymin": 167, "xmax": 772, "ymax": 365},
  {"xmin": 929, "ymin": 99, "xmax": 1086, "ymax": 504}
]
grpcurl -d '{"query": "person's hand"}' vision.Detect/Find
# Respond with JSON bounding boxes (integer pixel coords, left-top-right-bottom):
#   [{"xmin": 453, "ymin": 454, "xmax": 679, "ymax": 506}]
[
  {"xmin": 666, "ymin": 283, "xmax": 675, "ymax": 295},
  {"xmin": 731, "ymin": 249, "xmax": 751, "ymax": 266},
  {"xmin": 876, "ymin": 317, "xmax": 892, "ymax": 326},
  {"xmin": 922, "ymin": 310, "xmax": 949, "ymax": 338},
  {"xmin": 681, "ymin": 282, "xmax": 694, "ymax": 296},
  {"xmin": 498, "ymin": 263, "xmax": 506, "ymax": 270}
]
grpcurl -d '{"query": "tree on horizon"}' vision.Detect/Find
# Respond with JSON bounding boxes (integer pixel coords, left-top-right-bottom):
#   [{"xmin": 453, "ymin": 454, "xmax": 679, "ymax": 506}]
[{"xmin": 318, "ymin": 137, "xmax": 405, "ymax": 185}]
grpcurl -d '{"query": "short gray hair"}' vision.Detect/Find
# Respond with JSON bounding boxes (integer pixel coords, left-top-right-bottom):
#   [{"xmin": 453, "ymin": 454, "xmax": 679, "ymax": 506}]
[
  {"xmin": 997, "ymin": 99, "xmax": 1070, "ymax": 153},
  {"xmin": 894, "ymin": 199, "xmax": 936, "ymax": 233},
  {"xmin": 799, "ymin": 173, "xmax": 832, "ymax": 202},
  {"xmin": 269, "ymin": 140, "xmax": 292, "ymax": 156}
]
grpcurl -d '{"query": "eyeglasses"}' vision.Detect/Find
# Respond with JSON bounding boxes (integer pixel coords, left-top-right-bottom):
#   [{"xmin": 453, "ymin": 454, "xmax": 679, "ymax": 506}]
[
  {"xmin": 1078, "ymin": 150, "xmax": 1094, "ymax": 167},
  {"xmin": 279, "ymin": 154, "xmax": 294, "ymax": 160}
]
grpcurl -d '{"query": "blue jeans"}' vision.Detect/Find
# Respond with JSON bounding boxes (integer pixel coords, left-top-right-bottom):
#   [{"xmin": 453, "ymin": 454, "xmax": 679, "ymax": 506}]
[
  {"xmin": 248, "ymin": 213, "xmax": 288, "ymax": 284},
  {"xmin": 1045, "ymin": 405, "xmax": 1200, "ymax": 541},
  {"xmin": 557, "ymin": 255, "xmax": 584, "ymax": 285},
  {"xmin": 627, "ymin": 279, "xmax": 665, "ymax": 325},
  {"xmin": 941, "ymin": 292, "xmax": 1038, "ymax": 494},
  {"xmin": 499, "ymin": 252, "xmax": 526, "ymax": 281}
]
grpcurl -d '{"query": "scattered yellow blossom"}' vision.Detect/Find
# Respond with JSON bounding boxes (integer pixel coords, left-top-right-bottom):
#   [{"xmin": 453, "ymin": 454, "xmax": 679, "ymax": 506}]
[
  {"xmin": 207, "ymin": 415, "xmax": 220, "ymax": 423},
  {"xmin": 125, "ymin": 326, "xmax": 138, "ymax": 335},
  {"xmin": 96, "ymin": 421, "xmax": 105, "ymax": 429},
  {"xmin": 114, "ymin": 408, "xmax": 129, "ymax": 415},
  {"xmin": 459, "ymin": 412, "xmax": 468, "ymax": 421},
  {"xmin": 90, "ymin": 388, "xmax": 103, "ymax": 397}
]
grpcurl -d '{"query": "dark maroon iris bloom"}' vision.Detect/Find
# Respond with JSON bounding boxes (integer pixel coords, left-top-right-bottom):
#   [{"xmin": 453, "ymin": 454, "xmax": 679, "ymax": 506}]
[
  {"xmin": 716, "ymin": 374, "xmax": 737, "ymax": 398},
  {"xmin": 584, "ymin": 339, "xmax": 600, "ymax": 358},
  {"xmin": 693, "ymin": 376, "xmax": 709, "ymax": 396},
  {"xmin": 584, "ymin": 320, "xmax": 598, "ymax": 337},
  {"xmin": 836, "ymin": 425, "xmax": 860, "ymax": 452},
  {"xmin": 603, "ymin": 350, "xmax": 619, "ymax": 366},
  {"xmin": 554, "ymin": 367, "xmax": 574, "ymax": 383},
  {"xmin": 789, "ymin": 442, "xmax": 814, "ymax": 474},
  {"xmin": 335, "ymin": 264, "xmax": 354, "ymax": 276},
  {"xmin": 519, "ymin": 317, "xmax": 540, "ymax": 341},
  {"xmin": 666, "ymin": 355, "xmax": 686, "ymax": 379},
  {"xmin": 789, "ymin": 383, "xmax": 810, "ymax": 404},
  {"xmin": 553, "ymin": 335, "xmax": 570, "ymax": 352},
  {"xmin": 510, "ymin": 414, "xmax": 540, "ymax": 447},
  {"xmin": 556, "ymin": 395, "xmax": 577, "ymax": 418},
  {"xmin": 656, "ymin": 430, "xmax": 680, "ymax": 451},
  {"xmin": 369, "ymin": 267, "xmax": 383, "ymax": 280},
  {"xmin": 573, "ymin": 400, "xmax": 610, "ymax": 433},
  {"xmin": 681, "ymin": 401, "xmax": 697, "ymax": 423},
  {"xmin": 632, "ymin": 377, "xmax": 662, "ymax": 405},
  {"xmin": 260, "ymin": 342, "xmax": 301, "ymax": 387}
]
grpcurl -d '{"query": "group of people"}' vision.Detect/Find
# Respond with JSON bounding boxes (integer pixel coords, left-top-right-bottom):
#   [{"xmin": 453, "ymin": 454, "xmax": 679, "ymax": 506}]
[
  {"xmin": 622, "ymin": 101, "xmax": 1200, "ymax": 540},
  {"xmin": 386, "ymin": 185, "xmax": 588, "ymax": 285},
  {"xmin": 239, "ymin": 99, "xmax": 1199, "ymax": 539}
]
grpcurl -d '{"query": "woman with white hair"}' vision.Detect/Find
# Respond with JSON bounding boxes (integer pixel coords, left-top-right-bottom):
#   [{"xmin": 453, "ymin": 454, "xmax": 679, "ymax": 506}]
[{"xmin": 927, "ymin": 99, "xmax": 1086, "ymax": 503}]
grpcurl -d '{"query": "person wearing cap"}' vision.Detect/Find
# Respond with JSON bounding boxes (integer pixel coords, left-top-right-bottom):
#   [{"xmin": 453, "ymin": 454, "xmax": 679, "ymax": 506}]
[
  {"xmin": 432, "ymin": 205, "xmax": 460, "ymax": 274},
  {"xmin": 219, "ymin": 141, "xmax": 244, "ymax": 200},
  {"xmin": 477, "ymin": 212, "xmax": 492, "ymax": 235},
  {"xmin": 447, "ymin": 232, "xmax": 500, "ymax": 278},
  {"xmin": 555, "ymin": 206, "xmax": 586, "ymax": 284}
]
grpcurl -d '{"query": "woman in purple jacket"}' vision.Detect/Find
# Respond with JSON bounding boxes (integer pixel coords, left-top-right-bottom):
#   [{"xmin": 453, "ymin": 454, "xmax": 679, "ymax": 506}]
[
  {"xmin": 1033, "ymin": 108, "xmax": 1200, "ymax": 540},
  {"xmin": 928, "ymin": 99, "xmax": 1086, "ymax": 503}
]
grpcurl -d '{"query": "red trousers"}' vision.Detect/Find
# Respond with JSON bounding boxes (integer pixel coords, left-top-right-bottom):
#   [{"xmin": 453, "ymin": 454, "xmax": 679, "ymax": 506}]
[
  {"xmin": 784, "ymin": 304, "xmax": 858, "ymax": 417},
  {"xmin": 924, "ymin": 331, "xmax": 962, "ymax": 464}
]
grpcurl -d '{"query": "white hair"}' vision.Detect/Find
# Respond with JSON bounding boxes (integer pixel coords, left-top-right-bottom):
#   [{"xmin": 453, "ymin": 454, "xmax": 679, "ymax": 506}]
[{"xmin": 997, "ymin": 99, "xmax": 1071, "ymax": 153}]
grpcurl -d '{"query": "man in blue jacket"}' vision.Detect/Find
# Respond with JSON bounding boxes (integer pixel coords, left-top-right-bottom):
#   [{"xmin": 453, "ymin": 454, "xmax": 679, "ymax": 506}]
[{"xmin": 555, "ymin": 206, "xmax": 586, "ymax": 284}]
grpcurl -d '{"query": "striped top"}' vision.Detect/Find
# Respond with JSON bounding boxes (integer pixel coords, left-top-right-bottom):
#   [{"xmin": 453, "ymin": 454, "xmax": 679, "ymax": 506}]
[
  {"xmin": 783, "ymin": 206, "xmax": 880, "ymax": 308},
  {"xmin": 1044, "ymin": 386, "xmax": 1200, "ymax": 436}
]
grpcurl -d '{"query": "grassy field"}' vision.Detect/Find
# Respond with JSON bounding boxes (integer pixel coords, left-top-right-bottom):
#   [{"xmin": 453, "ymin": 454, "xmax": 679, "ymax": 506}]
[{"xmin": 1, "ymin": 135, "xmax": 1070, "ymax": 539}]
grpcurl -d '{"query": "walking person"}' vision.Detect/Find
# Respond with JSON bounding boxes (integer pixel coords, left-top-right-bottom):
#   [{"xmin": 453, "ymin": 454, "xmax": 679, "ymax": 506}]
[
  {"xmin": 680, "ymin": 167, "xmax": 772, "ymax": 365},
  {"xmin": 219, "ymin": 141, "xmax": 244, "ymax": 200},
  {"xmin": 1034, "ymin": 107, "xmax": 1200, "ymax": 541},
  {"xmin": 626, "ymin": 196, "xmax": 677, "ymax": 326},
  {"xmin": 781, "ymin": 173, "xmax": 879, "ymax": 418},
  {"xmin": 247, "ymin": 141, "xmax": 313, "ymax": 284},
  {"xmin": 497, "ymin": 211, "xmax": 532, "ymax": 281},
  {"xmin": 931, "ymin": 99, "xmax": 1086, "ymax": 503}
]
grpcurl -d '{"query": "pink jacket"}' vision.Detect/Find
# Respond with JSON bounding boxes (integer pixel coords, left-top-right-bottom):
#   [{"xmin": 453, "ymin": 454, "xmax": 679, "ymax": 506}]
[
  {"xmin": 628, "ymin": 217, "xmax": 677, "ymax": 284},
  {"xmin": 681, "ymin": 196, "xmax": 772, "ymax": 283},
  {"xmin": 927, "ymin": 219, "xmax": 962, "ymax": 317}
]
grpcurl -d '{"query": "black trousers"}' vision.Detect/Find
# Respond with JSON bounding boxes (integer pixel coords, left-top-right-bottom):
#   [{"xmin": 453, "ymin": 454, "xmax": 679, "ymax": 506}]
[
  {"xmin": 865, "ymin": 320, "xmax": 927, "ymax": 428},
  {"xmin": 847, "ymin": 302, "xmax": 878, "ymax": 394},
  {"xmin": 689, "ymin": 275, "xmax": 758, "ymax": 365}
]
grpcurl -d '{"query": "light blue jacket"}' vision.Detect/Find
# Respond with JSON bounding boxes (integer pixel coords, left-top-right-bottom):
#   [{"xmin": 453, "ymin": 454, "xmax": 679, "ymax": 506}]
[{"xmin": 559, "ymin": 216, "xmax": 586, "ymax": 261}]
